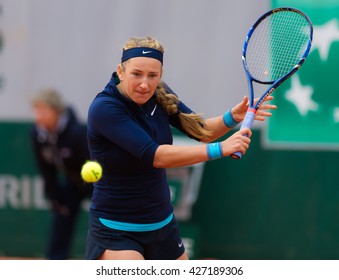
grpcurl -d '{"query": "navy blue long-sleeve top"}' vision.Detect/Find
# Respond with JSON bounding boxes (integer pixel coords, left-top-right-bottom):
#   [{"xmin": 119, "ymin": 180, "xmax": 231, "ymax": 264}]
[{"xmin": 87, "ymin": 73, "xmax": 195, "ymax": 225}]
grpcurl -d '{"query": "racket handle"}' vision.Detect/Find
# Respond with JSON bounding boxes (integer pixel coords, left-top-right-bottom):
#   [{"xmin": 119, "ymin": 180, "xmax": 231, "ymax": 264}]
[{"xmin": 231, "ymin": 108, "xmax": 256, "ymax": 159}]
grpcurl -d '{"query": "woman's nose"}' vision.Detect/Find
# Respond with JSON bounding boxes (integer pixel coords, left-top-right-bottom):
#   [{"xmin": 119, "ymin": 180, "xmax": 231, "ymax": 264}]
[{"xmin": 140, "ymin": 77, "xmax": 149, "ymax": 89}]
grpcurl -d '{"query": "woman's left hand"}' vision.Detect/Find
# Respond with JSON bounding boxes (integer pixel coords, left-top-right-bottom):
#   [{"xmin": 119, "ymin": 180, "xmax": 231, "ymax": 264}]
[{"xmin": 231, "ymin": 95, "xmax": 277, "ymax": 122}]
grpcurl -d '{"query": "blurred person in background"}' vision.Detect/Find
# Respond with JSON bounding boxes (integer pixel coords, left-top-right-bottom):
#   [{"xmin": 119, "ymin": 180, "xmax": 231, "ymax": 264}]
[{"xmin": 31, "ymin": 89, "xmax": 92, "ymax": 259}]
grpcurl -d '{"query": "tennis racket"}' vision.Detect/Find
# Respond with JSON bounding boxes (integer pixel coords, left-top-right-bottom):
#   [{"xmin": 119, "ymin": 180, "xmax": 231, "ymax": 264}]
[{"xmin": 231, "ymin": 7, "xmax": 313, "ymax": 159}]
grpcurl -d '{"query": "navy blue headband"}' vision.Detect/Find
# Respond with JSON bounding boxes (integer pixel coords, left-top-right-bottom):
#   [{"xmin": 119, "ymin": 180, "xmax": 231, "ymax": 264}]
[{"xmin": 121, "ymin": 47, "xmax": 163, "ymax": 64}]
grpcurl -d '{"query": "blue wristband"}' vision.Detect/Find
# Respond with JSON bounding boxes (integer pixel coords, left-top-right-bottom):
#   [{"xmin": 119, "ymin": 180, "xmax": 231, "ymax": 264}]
[
  {"xmin": 223, "ymin": 109, "xmax": 239, "ymax": 128},
  {"xmin": 206, "ymin": 142, "xmax": 223, "ymax": 160}
]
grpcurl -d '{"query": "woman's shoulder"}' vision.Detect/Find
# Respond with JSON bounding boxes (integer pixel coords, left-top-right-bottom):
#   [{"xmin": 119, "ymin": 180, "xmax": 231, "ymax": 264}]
[
  {"xmin": 90, "ymin": 90, "xmax": 123, "ymax": 110},
  {"xmin": 88, "ymin": 90, "xmax": 131, "ymax": 124}
]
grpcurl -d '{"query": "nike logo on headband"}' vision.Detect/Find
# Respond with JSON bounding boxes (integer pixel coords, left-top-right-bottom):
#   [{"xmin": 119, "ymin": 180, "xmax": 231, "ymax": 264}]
[{"xmin": 121, "ymin": 47, "xmax": 163, "ymax": 64}]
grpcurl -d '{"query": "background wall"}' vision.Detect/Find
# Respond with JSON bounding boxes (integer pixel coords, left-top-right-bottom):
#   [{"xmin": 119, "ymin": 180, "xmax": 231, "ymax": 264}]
[
  {"xmin": 0, "ymin": 0, "xmax": 269, "ymax": 121},
  {"xmin": 1, "ymin": 0, "xmax": 339, "ymax": 260}
]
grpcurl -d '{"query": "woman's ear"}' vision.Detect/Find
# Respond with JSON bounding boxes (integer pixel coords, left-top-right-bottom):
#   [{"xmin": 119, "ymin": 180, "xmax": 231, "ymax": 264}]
[{"xmin": 117, "ymin": 64, "xmax": 124, "ymax": 81}]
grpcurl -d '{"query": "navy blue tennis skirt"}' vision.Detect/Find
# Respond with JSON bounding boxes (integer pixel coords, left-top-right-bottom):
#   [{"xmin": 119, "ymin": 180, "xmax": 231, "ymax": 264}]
[{"xmin": 85, "ymin": 214, "xmax": 185, "ymax": 260}]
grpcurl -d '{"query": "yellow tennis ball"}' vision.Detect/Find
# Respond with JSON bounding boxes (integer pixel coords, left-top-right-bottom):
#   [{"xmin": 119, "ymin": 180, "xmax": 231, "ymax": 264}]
[{"xmin": 81, "ymin": 161, "xmax": 102, "ymax": 183}]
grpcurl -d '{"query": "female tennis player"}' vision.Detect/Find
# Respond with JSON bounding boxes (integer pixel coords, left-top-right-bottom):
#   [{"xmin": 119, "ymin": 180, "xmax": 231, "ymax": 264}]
[{"xmin": 85, "ymin": 36, "xmax": 276, "ymax": 260}]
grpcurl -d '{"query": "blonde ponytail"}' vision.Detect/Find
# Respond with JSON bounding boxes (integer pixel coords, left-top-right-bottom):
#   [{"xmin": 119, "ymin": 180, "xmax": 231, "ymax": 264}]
[{"xmin": 156, "ymin": 83, "xmax": 212, "ymax": 141}]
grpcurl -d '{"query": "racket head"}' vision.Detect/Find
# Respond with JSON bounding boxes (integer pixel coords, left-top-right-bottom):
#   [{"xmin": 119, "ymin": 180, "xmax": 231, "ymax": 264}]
[
  {"xmin": 242, "ymin": 7, "xmax": 313, "ymax": 107},
  {"xmin": 232, "ymin": 7, "xmax": 313, "ymax": 160}
]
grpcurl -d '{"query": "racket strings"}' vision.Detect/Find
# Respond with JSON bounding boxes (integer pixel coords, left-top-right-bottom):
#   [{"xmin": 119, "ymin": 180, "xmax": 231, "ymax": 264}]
[{"xmin": 245, "ymin": 10, "xmax": 311, "ymax": 82}]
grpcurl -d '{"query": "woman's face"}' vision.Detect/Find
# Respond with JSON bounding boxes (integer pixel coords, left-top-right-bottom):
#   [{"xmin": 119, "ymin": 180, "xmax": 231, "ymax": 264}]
[{"xmin": 117, "ymin": 57, "xmax": 162, "ymax": 105}]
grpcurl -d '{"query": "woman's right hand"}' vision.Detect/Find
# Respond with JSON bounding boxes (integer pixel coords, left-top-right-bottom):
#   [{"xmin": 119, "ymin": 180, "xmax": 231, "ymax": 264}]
[{"xmin": 221, "ymin": 128, "xmax": 252, "ymax": 157}]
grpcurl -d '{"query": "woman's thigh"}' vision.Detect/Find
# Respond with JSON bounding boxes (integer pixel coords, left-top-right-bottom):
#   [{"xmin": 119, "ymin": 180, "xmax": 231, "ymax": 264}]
[{"xmin": 98, "ymin": 249, "xmax": 144, "ymax": 260}]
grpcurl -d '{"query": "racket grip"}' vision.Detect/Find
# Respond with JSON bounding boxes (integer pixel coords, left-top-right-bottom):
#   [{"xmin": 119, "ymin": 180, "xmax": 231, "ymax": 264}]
[{"xmin": 231, "ymin": 108, "xmax": 256, "ymax": 159}]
